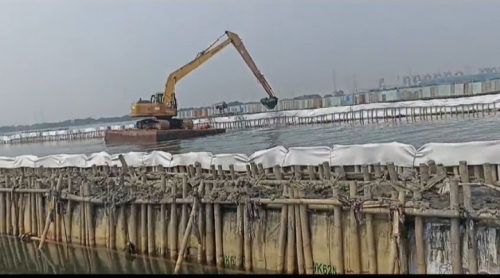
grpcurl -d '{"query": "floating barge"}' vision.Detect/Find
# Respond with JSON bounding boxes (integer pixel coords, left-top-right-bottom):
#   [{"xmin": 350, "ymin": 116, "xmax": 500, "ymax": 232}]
[{"xmin": 104, "ymin": 128, "xmax": 226, "ymax": 145}]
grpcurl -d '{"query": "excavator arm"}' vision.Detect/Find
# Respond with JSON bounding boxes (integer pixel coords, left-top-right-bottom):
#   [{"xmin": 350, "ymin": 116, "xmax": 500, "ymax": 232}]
[
  {"xmin": 162, "ymin": 30, "xmax": 278, "ymax": 111},
  {"xmin": 224, "ymin": 31, "xmax": 277, "ymax": 108},
  {"xmin": 130, "ymin": 30, "xmax": 278, "ymax": 129}
]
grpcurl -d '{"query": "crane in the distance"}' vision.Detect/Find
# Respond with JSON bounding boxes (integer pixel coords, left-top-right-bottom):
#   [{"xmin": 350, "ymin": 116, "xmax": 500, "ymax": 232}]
[{"xmin": 130, "ymin": 31, "xmax": 279, "ymax": 130}]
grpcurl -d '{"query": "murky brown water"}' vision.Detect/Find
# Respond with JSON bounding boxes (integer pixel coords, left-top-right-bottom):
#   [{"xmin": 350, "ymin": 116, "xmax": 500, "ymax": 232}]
[{"xmin": 0, "ymin": 236, "xmax": 244, "ymax": 274}]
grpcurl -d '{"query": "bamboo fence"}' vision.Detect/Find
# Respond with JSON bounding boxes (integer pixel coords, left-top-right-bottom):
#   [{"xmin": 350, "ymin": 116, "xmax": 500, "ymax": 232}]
[{"xmin": 0, "ymin": 159, "xmax": 499, "ymax": 274}]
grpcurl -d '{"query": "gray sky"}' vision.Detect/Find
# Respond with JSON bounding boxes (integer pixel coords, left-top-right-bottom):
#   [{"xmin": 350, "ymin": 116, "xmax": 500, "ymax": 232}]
[{"xmin": 0, "ymin": 0, "xmax": 499, "ymax": 126}]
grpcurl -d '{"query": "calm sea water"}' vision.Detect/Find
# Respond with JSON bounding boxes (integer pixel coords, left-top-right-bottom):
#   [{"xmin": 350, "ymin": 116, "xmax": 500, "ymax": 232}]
[
  {"xmin": 0, "ymin": 236, "xmax": 243, "ymax": 274},
  {"xmin": 0, "ymin": 114, "xmax": 499, "ymax": 157}
]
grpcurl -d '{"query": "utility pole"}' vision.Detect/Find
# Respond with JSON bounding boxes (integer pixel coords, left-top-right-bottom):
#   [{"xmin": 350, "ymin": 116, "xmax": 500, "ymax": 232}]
[
  {"xmin": 352, "ymin": 74, "xmax": 358, "ymax": 94},
  {"xmin": 332, "ymin": 69, "xmax": 337, "ymax": 93}
]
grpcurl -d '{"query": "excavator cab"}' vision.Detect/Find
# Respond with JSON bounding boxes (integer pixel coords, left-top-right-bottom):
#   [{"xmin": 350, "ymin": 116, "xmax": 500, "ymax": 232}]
[
  {"xmin": 151, "ymin": 92, "xmax": 164, "ymax": 104},
  {"xmin": 260, "ymin": 96, "xmax": 279, "ymax": 110}
]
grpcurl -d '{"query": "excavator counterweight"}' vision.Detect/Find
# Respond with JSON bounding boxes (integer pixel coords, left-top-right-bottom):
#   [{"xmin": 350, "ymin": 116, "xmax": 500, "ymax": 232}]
[{"xmin": 130, "ymin": 30, "xmax": 278, "ymax": 130}]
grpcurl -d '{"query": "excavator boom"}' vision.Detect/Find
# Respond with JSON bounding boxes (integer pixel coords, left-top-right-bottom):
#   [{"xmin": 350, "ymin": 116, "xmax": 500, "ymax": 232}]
[{"xmin": 130, "ymin": 31, "xmax": 278, "ymax": 130}]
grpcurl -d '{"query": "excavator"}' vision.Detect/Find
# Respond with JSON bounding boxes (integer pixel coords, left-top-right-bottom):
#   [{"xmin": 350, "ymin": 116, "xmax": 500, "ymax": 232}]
[{"xmin": 130, "ymin": 31, "xmax": 279, "ymax": 130}]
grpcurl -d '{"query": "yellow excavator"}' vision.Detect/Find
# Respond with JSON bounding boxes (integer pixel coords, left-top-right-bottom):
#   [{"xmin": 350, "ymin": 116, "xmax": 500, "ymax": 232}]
[{"xmin": 130, "ymin": 30, "xmax": 279, "ymax": 130}]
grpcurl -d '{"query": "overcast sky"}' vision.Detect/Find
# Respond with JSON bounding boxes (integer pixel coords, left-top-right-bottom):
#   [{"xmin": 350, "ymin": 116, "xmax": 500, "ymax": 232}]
[{"xmin": 0, "ymin": 0, "xmax": 498, "ymax": 126}]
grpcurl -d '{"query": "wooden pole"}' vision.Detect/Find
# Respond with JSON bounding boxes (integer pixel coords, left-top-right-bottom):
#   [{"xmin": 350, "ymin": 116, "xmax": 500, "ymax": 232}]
[
  {"xmin": 275, "ymin": 165, "xmax": 287, "ymax": 274},
  {"xmin": 147, "ymin": 202, "xmax": 155, "ymax": 254},
  {"xmin": 230, "ymin": 164, "xmax": 244, "ymax": 269},
  {"xmin": 0, "ymin": 175, "xmax": 6, "ymax": 234},
  {"xmin": 5, "ymin": 175, "xmax": 11, "ymax": 235},
  {"xmin": 180, "ymin": 172, "xmax": 188, "ymax": 260},
  {"xmin": 65, "ymin": 173, "xmax": 73, "ymax": 244},
  {"xmin": 85, "ymin": 182, "xmax": 95, "ymax": 247},
  {"xmin": 196, "ymin": 163, "xmax": 205, "ymax": 264},
  {"xmin": 362, "ymin": 165, "xmax": 377, "ymax": 274},
  {"xmin": 349, "ymin": 181, "xmax": 361, "ymax": 274},
  {"xmin": 212, "ymin": 165, "xmax": 223, "ymax": 267},
  {"xmin": 205, "ymin": 179, "xmax": 215, "ymax": 265},
  {"xmin": 37, "ymin": 174, "xmax": 63, "ymax": 250},
  {"xmin": 300, "ymin": 165, "xmax": 314, "ymax": 275},
  {"xmin": 170, "ymin": 175, "xmax": 179, "ymax": 259},
  {"xmin": 160, "ymin": 170, "xmax": 167, "ymax": 256},
  {"xmin": 244, "ymin": 165, "xmax": 253, "ymax": 272},
  {"xmin": 174, "ymin": 181, "xmax": 205, "ymax": 274},
  {"xmin": 398, "ymin": 190, "xmax": 409, "ymax": 274},
  {"xmin": 414, "ymin": 191, "xmax": 426, "ymax": 274},
  {"xmin": 293, "ymin": 166, "xmax": 304, "ymax": 275},
  {"xmin": 388, "ymin": 191, "xmax": 399, "ymax": 274},
  {"xmin": 449, "ymin": 177, "xmax": 462, "ymax": 274},
  {"xmin": 459, "ymin": 161, "xmax": 477, "ymax": 274},
  {"xmin": 332, "ymin": 186, "xmax": 344, "ymax": 274}
]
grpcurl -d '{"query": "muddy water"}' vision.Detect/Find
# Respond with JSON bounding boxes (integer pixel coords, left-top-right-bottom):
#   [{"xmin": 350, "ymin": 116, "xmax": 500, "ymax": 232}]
[
  {"xmin": 1, "ymin": 114, "xmax": 500, "ymax": 157},
  {"xmin": 0, "ymin": 236, "xmax": 242, "ymax": 274}
]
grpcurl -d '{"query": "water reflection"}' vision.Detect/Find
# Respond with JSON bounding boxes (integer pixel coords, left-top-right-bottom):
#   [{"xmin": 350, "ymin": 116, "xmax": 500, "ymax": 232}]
[{"xmin": 0, "ymin": 237, "xmax": 239, "ymax": 274}]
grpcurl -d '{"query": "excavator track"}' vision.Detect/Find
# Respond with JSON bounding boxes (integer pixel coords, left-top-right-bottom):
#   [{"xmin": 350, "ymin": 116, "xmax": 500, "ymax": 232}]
[{"xmin": 135, "ymin": 118, "xmax": 193, "ymax": 130}]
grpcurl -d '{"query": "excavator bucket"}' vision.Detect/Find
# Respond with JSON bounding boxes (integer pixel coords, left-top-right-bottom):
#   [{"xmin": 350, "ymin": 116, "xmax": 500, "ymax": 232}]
[{"xmin": 260, "ymin": 97, "xmax": 278, "ymax": 110}]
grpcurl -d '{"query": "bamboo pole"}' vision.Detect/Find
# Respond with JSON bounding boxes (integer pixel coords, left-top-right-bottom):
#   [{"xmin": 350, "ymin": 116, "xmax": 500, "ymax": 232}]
[
  {"xmin": 130, "ymin": 203, "xmax": 138, "ymax": 250},
  {"xmin": 231, "ymin": 164, "xmax": 244, "ymax": 269},
  {"xmin": 160, "ymin": 170, "xmax": 167, "ymax": 256},
  {"xmin": 331, "ymin": 176, "xmax": 344, "ymax": 274},
  {"xmin": 6, "ymin": 175, "xmax": 11, "ymax": 235},
  {"xmin": 460, "ymin": 161, "xmax": 477, "ymax": 274},
  {"xmin": 37, "ymin": 174, "xmax": 63, "ymax": 250},
  {"xmin": 0, "ymin": 175, "xmax": 5, "ymax": 234},
  {"xmin": 168, "ymin": 171, "xmax": 179, "ymax": 259},
  {"xmin": 414, "ymin": 191, "xmax": 426, "ymax": 274},
  {"xmin": 119, "ymin": 205, "xmax": 126, "ymax": 251},
  {"xmin": 81, "ymin": 181, "xmax": 87, "ymax": 246},
  {"xmin": 398, "ymin": 190, "xmax": 409, "ymax": 274},
  {"xmin": 85, "ymin": 182, "xmax": 95, "ymax": 246},
  {"xmin": 388, "ymin": 191, "xmax": 399, "ymax": 274},
  {"xmin": 205, "ymin": 179, "xmax": 215, "ymax": 265},
  {"xmin": 449, "ymin": 177, "xmax": 462, "ymax": 274},
  {"xmin": 299, "ymin": 165, "xmax": 314, "ymax": 275},
  {"xmin": 12, "ymin": 177, "xmax": 19, "ymax": 237},
  {"xmin": 196, "ymin": 163, "xmax": 205, "ymax": 264},
  {"xmin": 212, "ymin": 166, "xmax": 223, "ymax": 267},
  {"xmin": 147, "ymin": 202, "xmax": 155, "ymax": 254},
  {"xmin": 349, "ymin": 181, "xmax": 361, "ymax": 274},
  {"xmin": 275, "ymin": 165, "xmax": 287, "ymax": 274},
  {"xmin": 484, "ymin": 163, "xmax": 493, "ymax": 185},
  {"xmin": 36, "ymin": 180, "xmax": 44, "ymax": 238},
  {"xmin": 244, "ymin": 164, "xmax": 253, "ymax": 272},
  {"xmin": 362, "ymin": 165, "xmax": 377, "ymax": 274},
  {"xmin": 54, "ymin": 176, "xmax": 62, "ymax": 242},
  {"xmin": 140, "ymin": 172, "xmax": 148, "ymax": 254},
  {"xmin": 293, "ymin": 166, "xmax": 305, "ymax": 275},
  {"xmin": 26, "ymin": 177, "xmax": 32, "ymax": 236},
  {"xmin": 174, "ymin": 181, "xmax": 205, "ymax": 274},
  {"xmin": 18, "ymin": 185, "xmax": 24, "ymax": 236},
  {"xmin": 65, "ymin": 173, "xmax": 72, "ymax": 244},
  {"xmin": 180, "ymin": 172, "xmax": 188, "ymax": 260}
]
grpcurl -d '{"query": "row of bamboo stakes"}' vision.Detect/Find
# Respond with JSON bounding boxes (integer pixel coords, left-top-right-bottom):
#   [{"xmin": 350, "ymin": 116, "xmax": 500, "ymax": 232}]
[
  {"xmin": 0, "ymin": 160, "xmax": 498, "ymax": 274},
  {"xmin": 198, "ymin": 102, "xmax": 498, "ymax": 130}
]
